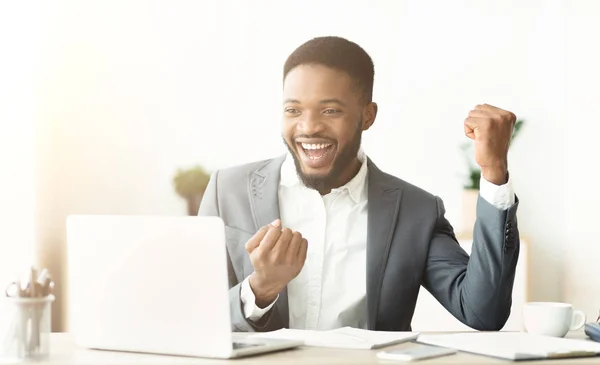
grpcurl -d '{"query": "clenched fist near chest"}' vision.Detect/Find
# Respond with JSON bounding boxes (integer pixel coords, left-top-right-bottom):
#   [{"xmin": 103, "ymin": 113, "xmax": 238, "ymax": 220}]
[{"xmin": 245, "ymin": 219, "xmax": 308, "ymax": 308}]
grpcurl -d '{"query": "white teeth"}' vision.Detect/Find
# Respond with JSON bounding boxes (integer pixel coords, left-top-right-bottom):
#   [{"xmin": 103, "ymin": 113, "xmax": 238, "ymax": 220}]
[{"xmin": 301, "ymin": 143, "xmax": 332, "ymax": 150}]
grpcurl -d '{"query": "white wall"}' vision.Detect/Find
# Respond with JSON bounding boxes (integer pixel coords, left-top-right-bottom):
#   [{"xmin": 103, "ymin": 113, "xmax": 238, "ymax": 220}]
[
  {"xmin": 564, "ymin": 0, "xmax": 600, "ymax": 321},
  {"xmin": 33, "ymin": 0, "xmax": 580, "ymax": 329},
  {"xmin": 0, "ymin": 1, "xmax": 41, "ymax": 329}
]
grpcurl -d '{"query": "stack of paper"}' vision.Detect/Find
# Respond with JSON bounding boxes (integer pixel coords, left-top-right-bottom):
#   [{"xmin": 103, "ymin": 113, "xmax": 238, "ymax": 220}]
[
  {"xmin": 252, "ymin": 327, "xmax": 419, "ymax": 349},
  {"xmin": 417, "ymin": 332, "xmax": 600, "ymax": 361}
]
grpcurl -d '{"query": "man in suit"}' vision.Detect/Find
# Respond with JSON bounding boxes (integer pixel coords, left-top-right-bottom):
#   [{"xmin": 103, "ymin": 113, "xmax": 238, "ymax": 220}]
[{"xmin": 199, "ymin": 36, "xmax": 519, "ymax": 332}]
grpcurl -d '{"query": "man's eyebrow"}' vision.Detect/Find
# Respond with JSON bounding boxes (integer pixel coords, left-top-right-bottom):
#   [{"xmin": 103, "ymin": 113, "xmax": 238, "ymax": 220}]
[
  {"xmin": 283, "ymin": 98, "xmax": 347, "ymax": 106},
  {"xmin": 319, "ymin": 99, "xmax": 346, "ymax": 107}
]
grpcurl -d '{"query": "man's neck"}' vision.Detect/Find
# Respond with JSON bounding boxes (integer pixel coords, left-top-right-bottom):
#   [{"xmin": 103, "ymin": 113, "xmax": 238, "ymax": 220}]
[{"xmin": 318, "ymin": 158, "xmax": 363, "ymax": 195}]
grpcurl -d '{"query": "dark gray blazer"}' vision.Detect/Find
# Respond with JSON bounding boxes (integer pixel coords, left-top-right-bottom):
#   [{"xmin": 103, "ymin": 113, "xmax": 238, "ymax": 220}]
[{"xmin": 198, "ymin": 155, "xmax": 520, "ymax": 332}]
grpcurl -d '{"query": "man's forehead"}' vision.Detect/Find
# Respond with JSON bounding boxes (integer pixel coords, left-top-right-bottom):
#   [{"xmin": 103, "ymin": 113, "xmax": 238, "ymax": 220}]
[
  {"xmin": 283, "ymin": 64, "xmax": 357, "ymax": 101},
  {"xmin": 284, "ymin": 64, "xmax": 352, "ymax": 84}
]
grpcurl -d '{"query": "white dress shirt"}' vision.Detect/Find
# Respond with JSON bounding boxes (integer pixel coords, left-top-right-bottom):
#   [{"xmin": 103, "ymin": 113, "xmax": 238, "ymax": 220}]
[{"xmin": 240, "ymin": 151, "xmax": 515, "ymax": 330}]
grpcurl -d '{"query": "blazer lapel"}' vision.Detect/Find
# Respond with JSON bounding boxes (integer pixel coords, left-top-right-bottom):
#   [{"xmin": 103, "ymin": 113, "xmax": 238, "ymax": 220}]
[
  {"xmin": 249, "ymin": 156, "xmax": 284, "ymax": 230},
  {"xmin": 366, "ymin": 159, "xmax": 403, "ymax": 330},
  {"xmin": 248, "ymin": 154, "xmax": 290, "ymax": 328}
]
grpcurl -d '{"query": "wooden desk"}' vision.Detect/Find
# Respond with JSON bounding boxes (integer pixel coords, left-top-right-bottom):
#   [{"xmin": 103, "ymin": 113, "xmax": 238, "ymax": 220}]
[{"xmin": 17, "ymin": 332, "xmax": 600, "ymax": 365}]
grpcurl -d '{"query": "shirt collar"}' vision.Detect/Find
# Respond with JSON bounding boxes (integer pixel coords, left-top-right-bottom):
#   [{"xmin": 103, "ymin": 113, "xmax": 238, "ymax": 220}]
[
  {"xmin": 280, "ymin": 152, "xmax": 301, "ymax": 187},
  {"xmin": 280, "ymin": 149, "xmax": 369, "ymax": 203}
]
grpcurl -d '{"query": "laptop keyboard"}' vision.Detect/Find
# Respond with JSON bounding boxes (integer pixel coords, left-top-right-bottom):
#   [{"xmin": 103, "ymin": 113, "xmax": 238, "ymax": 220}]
[{"xmin": 233, "ymin": 342, "xmax": 264, "ymax": 350}]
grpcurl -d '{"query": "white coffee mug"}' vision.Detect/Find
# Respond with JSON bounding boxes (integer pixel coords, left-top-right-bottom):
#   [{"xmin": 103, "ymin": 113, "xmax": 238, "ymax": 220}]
[{"xmin": 523, "ymin": 302, "xmax": 586, "ymax": 337}]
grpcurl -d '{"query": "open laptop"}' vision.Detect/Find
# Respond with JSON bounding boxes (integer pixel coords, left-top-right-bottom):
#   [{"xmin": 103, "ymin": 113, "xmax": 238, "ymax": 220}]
[{"xmin": 66, "ymin": 215, "xmax": 301, "ymax": 359}]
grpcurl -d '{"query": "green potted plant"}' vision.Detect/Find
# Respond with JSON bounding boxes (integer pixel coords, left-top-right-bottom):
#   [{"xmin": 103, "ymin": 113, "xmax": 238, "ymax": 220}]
[
  {"xmin": 173, "ymin": 165, "xmax": 211, "ymax": 215},
  {"xmin": 458, "ymin": 119, "xmax": 525, "ymax": 237}
]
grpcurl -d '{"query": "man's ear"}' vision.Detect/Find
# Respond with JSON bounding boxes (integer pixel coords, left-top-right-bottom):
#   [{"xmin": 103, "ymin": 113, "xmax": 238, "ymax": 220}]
[{"xmin": 362, "ymin": 102, "xmax": 378, "ymax": 131}]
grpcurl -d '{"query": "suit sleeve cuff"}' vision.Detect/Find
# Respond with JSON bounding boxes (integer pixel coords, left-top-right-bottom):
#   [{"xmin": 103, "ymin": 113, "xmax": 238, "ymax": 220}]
[
  {"xmin": 240, "ymin": 277, "xmax": 278, "ymax": 321},
  {"xmin": 479, "ymin": 171, "xmax": 515, "ymax": 210}
]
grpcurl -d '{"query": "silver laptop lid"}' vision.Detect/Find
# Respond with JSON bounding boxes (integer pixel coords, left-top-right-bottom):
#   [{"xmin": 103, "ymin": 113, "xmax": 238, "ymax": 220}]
[{"xmin": 66, "ymin": 215, "xmax": 233, "ymax": 358}]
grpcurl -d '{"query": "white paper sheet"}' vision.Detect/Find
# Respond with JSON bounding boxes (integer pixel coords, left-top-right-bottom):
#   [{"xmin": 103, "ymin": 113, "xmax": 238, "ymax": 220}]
[
  {"xmin": 417, "ymin": 332, "xmax": 600, "ymax": 360},
  {"xmin": 252, "ymin": 327, "xmax": 419, "ymax": 349}
]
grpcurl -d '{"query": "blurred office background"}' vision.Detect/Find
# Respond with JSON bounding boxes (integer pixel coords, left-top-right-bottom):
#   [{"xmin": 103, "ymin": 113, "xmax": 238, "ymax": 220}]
[{"xmin": 0, "ymin": 0, "xmax": 598, "ymax": 331}]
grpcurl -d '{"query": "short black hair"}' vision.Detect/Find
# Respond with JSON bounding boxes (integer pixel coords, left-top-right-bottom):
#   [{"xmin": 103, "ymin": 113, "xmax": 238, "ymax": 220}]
[{"xmin": 283, "ymin": 36, "xmax": 375, "ymax": 102}]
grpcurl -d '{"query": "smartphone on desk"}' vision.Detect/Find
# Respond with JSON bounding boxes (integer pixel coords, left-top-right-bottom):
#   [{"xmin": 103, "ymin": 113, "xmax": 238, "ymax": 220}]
[{"xmin": 377, "ymin": 346, "xmax": 456, "ymax": 361}]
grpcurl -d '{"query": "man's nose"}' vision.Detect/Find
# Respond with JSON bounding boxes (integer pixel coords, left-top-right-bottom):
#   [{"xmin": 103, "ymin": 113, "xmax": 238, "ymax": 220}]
[{"xmin": 296, "ymin": 112, "xmax": 325, "ymax": 136}]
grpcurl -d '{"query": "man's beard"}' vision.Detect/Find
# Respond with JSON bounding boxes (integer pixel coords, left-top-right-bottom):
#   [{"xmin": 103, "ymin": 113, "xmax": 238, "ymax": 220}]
[{"xmin": 283, "ymin": 122, "xmax": 362, "ymax": 193}]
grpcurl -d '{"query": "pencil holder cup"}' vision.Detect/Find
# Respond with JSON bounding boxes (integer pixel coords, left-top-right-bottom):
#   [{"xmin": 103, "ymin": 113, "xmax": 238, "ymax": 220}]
[{"xmin": 2, "ymin": 295, "xmax": 54, "ymax": 362}]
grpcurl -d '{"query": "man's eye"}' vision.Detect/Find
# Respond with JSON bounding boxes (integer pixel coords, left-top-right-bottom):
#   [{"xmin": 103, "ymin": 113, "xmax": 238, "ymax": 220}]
[
  {"xmin": 285, "ymin": 108, "xmax": 299, "ymax": 114},
  {"xmin": 323, "ymin": 109, "xmax": 340, "ymax": 114}
]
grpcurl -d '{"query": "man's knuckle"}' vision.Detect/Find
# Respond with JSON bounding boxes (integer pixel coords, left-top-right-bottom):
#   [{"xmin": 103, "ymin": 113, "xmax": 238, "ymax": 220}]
[
  {"xmin": 483, "ymin": 117, "xmax": 494, "ymax": 126},
  {"xmin": 253, "ymin": 247, "xmax": 264, "ymax": 258}
]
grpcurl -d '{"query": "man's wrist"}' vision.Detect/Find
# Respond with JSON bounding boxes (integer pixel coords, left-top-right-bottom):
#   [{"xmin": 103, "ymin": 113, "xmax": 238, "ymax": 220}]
[
  {"xmin": 481, "ymin": 163, "xmax": 508, "ymax": 186},
  {"xmin": 240, "ymin": 277, "xmax": 278, "ymax": 321},
  {"xmin": 248, "ymin": 273, "xmax": 281, "ymax": 308}
]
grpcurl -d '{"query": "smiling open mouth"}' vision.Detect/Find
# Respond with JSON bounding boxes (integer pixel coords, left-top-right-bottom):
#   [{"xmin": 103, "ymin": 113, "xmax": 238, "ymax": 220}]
[
  {"xmin": 300, "ymin": 142, "xmax": 334, "ymax": 159},
  {"xmin": 295, "ymin": 141, "xmax": 336, "ymax": 169}
]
